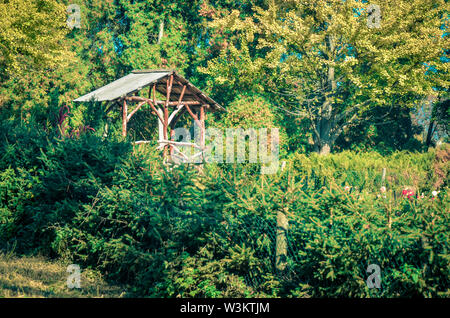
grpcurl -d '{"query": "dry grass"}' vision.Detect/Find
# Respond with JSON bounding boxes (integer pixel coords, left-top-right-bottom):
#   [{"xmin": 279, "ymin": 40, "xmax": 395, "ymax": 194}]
[{"xmin": 0, "ymin": 253, "xmax": 129, "ymax": 298}]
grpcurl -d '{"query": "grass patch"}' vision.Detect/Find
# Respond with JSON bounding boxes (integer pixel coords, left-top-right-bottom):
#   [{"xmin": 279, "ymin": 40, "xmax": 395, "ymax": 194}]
[{"xmin": 0, "ymin": 253, "xmax": 129, "ymax": 298}]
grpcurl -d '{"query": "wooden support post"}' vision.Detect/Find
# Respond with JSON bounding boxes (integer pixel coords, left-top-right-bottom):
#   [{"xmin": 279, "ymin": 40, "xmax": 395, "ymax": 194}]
[
  {"xmin": 169, "ymin": 97, "xmax": 176, "ymax": 156},
  {"xmin": 381, "ymin": 167, "xmax": 386, "ymax": 186},
  {"xmin": 170, "ymin": 128, "xmax": 175, "ymax": 156},
  {"xmin": 184, "ymin": 103, "xmax": 202, "ymax": 128},
  {"xmin": 168, "ymin": 105, "xmax": 185, "ymax": 127},
  {"xmin": 157, "ymin": 108, "xmax": 165, "ymax": 145},
  {"xmin": 200, "ymin": 105, "xmax": 205, "ymax": 149},
  {"xmin": 152, "ymin": 84, "xmax": 156, "ymax": 104},
  {"xmin": 163, "ymin": 75, "xmax": 173, "ymax": 158},
  {"xmin": 177, "ymin": 85, "xmax": 187, "ymax": 107},
  {"xmin": 122, "ymin": 99, "xmax": 127, "ymax": 137},
  {"xmin": 164, "ymin": 107, "xmax": 169, "ymax": 131},
  {"xmin": 170, "ymin": 84, "xmax": 187, "ymax": 156},
  {"xmin": 275, "ymin": 209, "xmax": 288, "ymax": 272}
]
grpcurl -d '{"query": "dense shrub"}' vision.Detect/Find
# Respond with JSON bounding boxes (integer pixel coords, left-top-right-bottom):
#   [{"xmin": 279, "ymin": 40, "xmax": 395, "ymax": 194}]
[
  {"xmin": 0, "ymin": 122, "xmax": 448, "ymax": 297},
  {"xmin": 285, "ymin": 183, "xmax": 449, "ymax": 297},
  {"xmin": 0, "ymin": 122, "xmax": 131, "ymax": 252}
]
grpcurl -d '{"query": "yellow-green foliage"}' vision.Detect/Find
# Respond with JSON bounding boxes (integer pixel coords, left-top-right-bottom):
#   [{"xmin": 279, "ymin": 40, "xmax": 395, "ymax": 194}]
[
  {"xmin": 203, "ymin": 0, "xmax": 449, "ymax": 153},
  {"xmin": 289, "ymin": 149, "xmax": 440, "ymax": 192},
  {"xmin": 222, "ymin": 95, "xmax": 277, "ymax": 129},
  {"xmin": 0, "ymin": 0, "xmax": 71, "ymax": 76},
  {"xmin": 215, "ymin": 94, "xmax": 289, "ymax": 154}
]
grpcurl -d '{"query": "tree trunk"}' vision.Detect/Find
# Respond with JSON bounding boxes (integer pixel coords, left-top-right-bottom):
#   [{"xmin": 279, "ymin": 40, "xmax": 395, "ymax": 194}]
[
  {"xmin": 319, "ymin": 142, "xmax": 331, "ymax": 155},
  {"xmin": 158, "ymin": 20, "xmax": 164, "ymax": 44},
  {"xmin": 275, "ymin": 210, "xmax": 288, "ymax": 272},
  {"xmin": 314, "ymin": 113, "xmax": 333, "ymax": 155},
  {"xmin": 314, "ymin": 35, "xmax": 337, "ymax": 156},
  {"xmin": 313, "ymin": 131, "xmax": 333, "ymax": 156}
]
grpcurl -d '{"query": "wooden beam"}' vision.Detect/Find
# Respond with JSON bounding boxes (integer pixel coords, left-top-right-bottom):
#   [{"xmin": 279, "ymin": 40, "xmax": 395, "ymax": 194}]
[
  {"xmin": 125, "ymin": 96, "xmax": 164, "ymax": 124},
  {"xmin": 167, "ymin": 75, "xmax": 173, "ymax": 100},
  {"xmin": 165, "ymin": 76, "xmax": 173, "ymax": 117},
  {"xmin": 200, "ymin": 105, "xmax": 205, "ymax": 123},
  {"xmin": 200, "ymin": 105, "xmax": 205, "ymax": 148},
  {"xmin": 157, "ymin": 140, "xmax": 203, "ymax": 150},
  {"xmin": 149, "ymin": 101, "xmax": 165, "ymax": 125},
  {"xmin": 177, "ymin": 85, "xmax": 187, "ymax": 107},
  {"xmin": 168, "ymin": 105, "xmax": 185, "ymax": 126},
  {"xmin": 156, "ymin": 100, "xmax": 201, "ymax": 106},
  {"xmin": 169, "ymin": 83, "xmax": 187, "ymax": 144},
  {"xmin": 164, "ymin": 75, "xmax": 173, "ymax": 157},
  {"xmin": 127, "ymin": 100, "xmax": 146, "ymax": 122},
  {"xmin": 125, "ymin": 96, "xmax": 201, "ymax": 106},
  {"xmin": 170, "ymin": 82, "xmax": 187, "ymax": 149},
  {"xmin": 184, "ymin": 103, "xmax": 202, "ymax": 128},
  {"xmin": 171, "ymin": 146, "xmax": 189, "ymax": 161}
]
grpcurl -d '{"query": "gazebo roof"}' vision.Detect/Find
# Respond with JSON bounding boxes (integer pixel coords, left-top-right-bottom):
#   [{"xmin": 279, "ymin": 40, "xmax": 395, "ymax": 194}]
[{"xmin": 74, "ymin": 69, "xmax": 224, "ymax": 112}]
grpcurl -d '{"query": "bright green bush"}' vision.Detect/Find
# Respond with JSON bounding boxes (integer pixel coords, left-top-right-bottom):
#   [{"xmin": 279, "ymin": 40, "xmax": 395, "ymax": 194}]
[{"xmin": 284, "ymin": 182, "xmax": 449, "ymax": 297}]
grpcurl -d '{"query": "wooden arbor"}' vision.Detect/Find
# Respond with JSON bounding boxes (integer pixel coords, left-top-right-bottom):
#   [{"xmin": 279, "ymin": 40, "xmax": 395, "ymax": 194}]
[{"xmin": 74, "ymin": 69, "xmax": 224, "ymax": 162}]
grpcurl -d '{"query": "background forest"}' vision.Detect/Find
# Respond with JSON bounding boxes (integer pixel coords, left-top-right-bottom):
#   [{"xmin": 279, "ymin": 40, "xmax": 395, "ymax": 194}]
[{"xmin": 0, "ymin": 0, "xmax": 449, "ymax": 297}]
